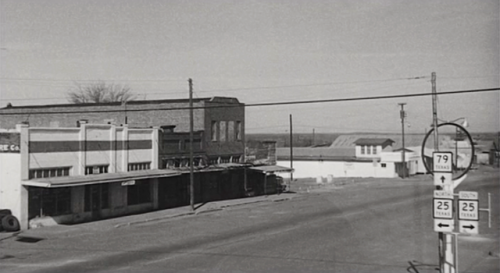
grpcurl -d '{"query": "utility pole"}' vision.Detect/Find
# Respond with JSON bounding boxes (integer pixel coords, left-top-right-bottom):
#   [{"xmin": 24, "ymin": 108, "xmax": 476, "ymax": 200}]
[
  {"xmin": 431, "ymin": 71, "xmax": 445, "ymax": 272},
  {"xmin": 189, "ymin": 78, "xmax": 194, "ymax": 211},
  {"xmin": 398, "ymin": 103, "xmax": 406, "ymax": 178},
  {"xmin": 312, "ymin": 128, "xmax": 315, "ymax": 146},
  {"xmin": 289, "ymin": 114, "xmax": 293, "ymax": 190},
  {"xmin": 432, "ymin": 72, "xmax": 454, "ymax": 273}
]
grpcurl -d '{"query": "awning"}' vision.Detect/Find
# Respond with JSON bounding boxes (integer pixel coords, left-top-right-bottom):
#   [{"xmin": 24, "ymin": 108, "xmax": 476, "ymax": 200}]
[
  {"xmin": 22, "ymin": 169, "xmax": 181, "ymax": 188},
  {"xmin": 249, "ymin": 165, "xmax": 294, "ymax": 173}
]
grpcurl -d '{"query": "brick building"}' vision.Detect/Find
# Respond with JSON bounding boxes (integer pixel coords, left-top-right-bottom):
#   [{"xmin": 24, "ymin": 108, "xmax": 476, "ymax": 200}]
[{"xmin": 0, "ymin": 97, "xmax": 246, "ymax": 164}]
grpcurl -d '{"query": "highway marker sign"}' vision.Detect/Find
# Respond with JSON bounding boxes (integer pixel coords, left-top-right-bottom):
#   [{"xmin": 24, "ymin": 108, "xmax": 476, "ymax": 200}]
[
  {"xmin": 458, "ymin": 200, "xmax": 479, "ymax": 221},
  {"xmin": 433, "ymin": 199, "xmax": 453, "ymax": 219},
  {"xmin": 459, "ymin": 220, "xmax": 478, "ymax": 234},
  {"xmin": 433, "ymin": 190, "xmax": 454, "ymax": 219},
  {"xmin": 433, "ymin": 151, "xmax": 453, "ymax": 173},
  {"xmin": 434, "ymin": 219, "xmax": 454, "ymax": 233}
]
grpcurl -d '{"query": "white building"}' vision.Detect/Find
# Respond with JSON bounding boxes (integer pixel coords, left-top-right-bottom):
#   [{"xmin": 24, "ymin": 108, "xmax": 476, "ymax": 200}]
[
  {"xmin": 277, "ymin": 138, "xmax": 422, "ymax": 179},
  {"xmin": 0, "ymin": 123, "xmax": 179, "ymax": 230}
]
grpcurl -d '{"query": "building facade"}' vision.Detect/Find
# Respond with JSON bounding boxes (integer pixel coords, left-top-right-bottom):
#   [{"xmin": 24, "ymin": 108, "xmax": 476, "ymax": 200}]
[
  {"xmin": 0, "ymin": 123, "xmax": 181, "ymax": 230},
  {"xmin": 0, "ymin": 97, "xmax": 246, "ymax": 165}
]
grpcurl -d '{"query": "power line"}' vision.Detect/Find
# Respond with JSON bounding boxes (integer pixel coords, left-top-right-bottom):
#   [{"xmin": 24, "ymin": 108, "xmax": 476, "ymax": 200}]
[
  {"xmin": 0, "ymin": 87, "xmax": 498, "ymax": 116},
  {"xmin": 0, "ymin": 77, "xmax": 426, "ymax": 101}
]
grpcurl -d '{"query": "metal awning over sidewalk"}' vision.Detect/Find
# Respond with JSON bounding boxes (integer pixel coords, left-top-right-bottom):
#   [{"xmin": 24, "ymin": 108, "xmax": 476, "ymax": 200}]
[
  {"xmin": 22, "ymin": 169, "xmax": 181, "ymax": 188},
  {"xmin": 249, "ymin": 165, "xmax": 294, "ymax": 174}
]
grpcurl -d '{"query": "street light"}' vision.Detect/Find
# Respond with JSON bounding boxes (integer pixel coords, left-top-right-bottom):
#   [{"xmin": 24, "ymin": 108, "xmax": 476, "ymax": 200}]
[{"xmin": 438, "ymin": 117, "xmax": 468, "ymax": 171}]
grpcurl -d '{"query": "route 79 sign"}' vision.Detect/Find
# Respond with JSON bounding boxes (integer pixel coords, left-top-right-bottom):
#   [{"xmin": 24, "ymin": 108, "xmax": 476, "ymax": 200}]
[
  {"xmin": 433, "ymin": 152, "xmax": 453, "ymax": 186},
  {"xmin": 433, "ymin": 152, "xmax": 453, "ymax": 173}
]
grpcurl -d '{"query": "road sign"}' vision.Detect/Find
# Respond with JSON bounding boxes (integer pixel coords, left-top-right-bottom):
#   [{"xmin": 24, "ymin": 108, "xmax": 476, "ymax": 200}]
[
  {"xmin": 433, "ymin": 152, "xmax": 453, "ymax": 173},
  {"xmin": 434, "ymin": 219, "xmax": 454, "ymax": 233},
  {"xmin": 458, "ymin": 191, "xmax": 479, "ymax": 234},
  {"xmin": 458, "ymin": 200, "xmax": 479, "ymax": 220},
  {"xmin": 433, "ymin": 199, "xmax": 453, "ymax": 219},
  {"xmin": 434, "ymin": 190, "xmax": 453, "ymax": 199},
  {"xmin": 459, "ymin": 220, "xmax": 478, "ymax": 234},
  {"xmin": 433, "ymin": 172, "xmax": 453, "ymax": 186},
  {"xmin": 459, "ymin": 191, "xmax": 478, "ymax": 200}
]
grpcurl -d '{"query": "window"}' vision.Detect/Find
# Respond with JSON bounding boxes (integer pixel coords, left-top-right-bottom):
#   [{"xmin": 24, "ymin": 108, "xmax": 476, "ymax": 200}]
[
  {"xmin": 28, "ymin": 187, "xmax": 71, "ymax": 218},
  {"xmin": 236, "ymin": 121, "xmax": 242, "ymax": 141},
  {"xmin": 228, "ymin": 121, "xmax": 235, "ymax": 141},
  {"xmin": 84, "ymin": 184, "xmax": 109, "ymax": 212},
  {"xmin": 29, "ymin": 167, "xmax": 70, "ymax": 179},
  {"xmin": 211, "ymin": 121, "xmax": 218, "ymax": 141},
  {"xmin": 373, "ymin": 146, "xmax": 377, "ymax": 155},
  {"xmin": 128, "ymin": 162, "xmax": 151, "ymax": 171},
  {"xmin": 367, "ymin": 146, "xmax": 371, "ymax": 155},
  {"xmin": 219, "ymin": 121, "xmax": 227, "ymax": 142},
  {"xmin": 85, "ymin": 165, "xmax": 109, "ymax": 175},
  {"xmin": 127, "ymin": 180, "xmax": 151, "ymax": 205},
  {"xmin": 360, "ymin": 146, "xmax": 365, "ymax": 154},
  {"xmin": 381, "ymin": 163, "xmax": 387, "ymax": 168}
]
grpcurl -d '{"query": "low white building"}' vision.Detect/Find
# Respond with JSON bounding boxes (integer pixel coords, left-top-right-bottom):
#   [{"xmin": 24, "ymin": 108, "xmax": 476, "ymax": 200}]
[{"xmin": 277, "ymin": 138, "xmax": 422, "ymax": 179}]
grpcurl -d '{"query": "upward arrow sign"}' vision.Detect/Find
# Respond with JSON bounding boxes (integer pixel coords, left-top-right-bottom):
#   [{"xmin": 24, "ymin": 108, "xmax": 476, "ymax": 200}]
[{"xmin": 440, "ymin": 176, "xmax": 445, "ymax": 183}]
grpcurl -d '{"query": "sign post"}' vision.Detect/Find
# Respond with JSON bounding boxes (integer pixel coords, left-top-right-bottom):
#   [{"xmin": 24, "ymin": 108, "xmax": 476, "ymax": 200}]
[{"xmin": 432, "ymin": 151, "xmax": 455, "ymax": 273}]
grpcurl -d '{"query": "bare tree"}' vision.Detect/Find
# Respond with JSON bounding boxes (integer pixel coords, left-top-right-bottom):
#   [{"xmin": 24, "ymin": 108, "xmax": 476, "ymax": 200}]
[{"xmin": 67, "ymin": 81, "xmax": 136, "ymax": 104}]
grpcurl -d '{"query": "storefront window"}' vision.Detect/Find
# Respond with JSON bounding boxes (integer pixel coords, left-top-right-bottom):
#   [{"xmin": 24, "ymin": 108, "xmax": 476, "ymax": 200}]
[
  {"xmin": 28, "ymin": 187, "xmax": 71, "ymax": 219},
  {"xmin": 127, "ymin": 180, "xmax": 151, "ymax": 205}
]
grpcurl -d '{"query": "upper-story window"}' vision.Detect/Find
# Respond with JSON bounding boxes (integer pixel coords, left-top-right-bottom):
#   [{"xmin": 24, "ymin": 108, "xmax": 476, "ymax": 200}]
[
  {"xmin": 372, "ymin": 146, "xmax": 377, "ymax": 155},
  {"xmin": 29, "ymin": 167, "xmax": 71, "ymax": 179},
  {"xmin": 360, "ymin": 146, "xmax": 365, "ymax": 154},
  {"xmin": 219, "ymin": 121, "xmax": 227, "ymax": 142},
  {"xmin": 128, "ymin": 162, "xmax": 151, "ymax": 171},
  {"xmin": 367, "ymin": 146, "xmax": 371, "ymax": 155},
  {"xmin": 211, "ymin": 121, "xmax": 218, "ymax": 141},
  {"xmin": 228, "ymin": 121, "xmax": 235, "ymax": 141},
  {"xmin": 236, "ymin": 121, "xmax": 242, "ymax": 141},
  {"xmin": 85, "ymin": 165, "xmax": 109, "ymax": 175}
]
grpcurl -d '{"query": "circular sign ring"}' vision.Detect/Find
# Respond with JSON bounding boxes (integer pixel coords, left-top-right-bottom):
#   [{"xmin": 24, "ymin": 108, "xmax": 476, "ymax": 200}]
[{"xmin": 421, "ymin": 122, "xmax": 474, "ymax": 179}]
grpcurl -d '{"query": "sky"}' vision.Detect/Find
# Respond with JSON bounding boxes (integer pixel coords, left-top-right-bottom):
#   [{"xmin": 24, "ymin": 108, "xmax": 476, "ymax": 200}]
[{"xmin": 0, "ymin": 0, "xmax": 499, "ymax": 134}]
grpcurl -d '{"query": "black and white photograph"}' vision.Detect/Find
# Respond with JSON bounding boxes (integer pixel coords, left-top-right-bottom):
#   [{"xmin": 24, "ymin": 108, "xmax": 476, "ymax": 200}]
[{"xmin": 0, "ymin": 1, "xmax": 499, "ymax": 272}]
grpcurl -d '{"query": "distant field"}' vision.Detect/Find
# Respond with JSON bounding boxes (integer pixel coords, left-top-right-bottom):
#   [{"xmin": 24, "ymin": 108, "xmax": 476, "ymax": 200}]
[{"xmin": 246, "ymin": 132, "xmax": 499, "ymax": 148}]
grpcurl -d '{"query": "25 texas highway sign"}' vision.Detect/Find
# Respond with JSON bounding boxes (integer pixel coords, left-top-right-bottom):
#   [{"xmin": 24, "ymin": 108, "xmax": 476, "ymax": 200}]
[{"xmin": 433, "ymin": 190, "xmax": 454, "ymax": 232}]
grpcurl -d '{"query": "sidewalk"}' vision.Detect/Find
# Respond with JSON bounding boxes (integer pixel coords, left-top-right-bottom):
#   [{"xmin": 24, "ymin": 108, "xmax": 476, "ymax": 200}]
[{"xmin": 0, "ymin": 192, "xmax": 297, "ymax": 242}]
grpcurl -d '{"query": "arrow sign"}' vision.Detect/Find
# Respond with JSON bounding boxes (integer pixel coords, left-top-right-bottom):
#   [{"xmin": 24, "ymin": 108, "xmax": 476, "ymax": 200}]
[
  {"xmin": 434, "ymin": 172, "xmax": 452, "ymax": 186},
  {"xmin": 434, "ymin": 219, "xmax": 454, "ymax": 232},
  {"xmin": 459, "ymin": 220, "xmax": 478, "ymax": 234}
]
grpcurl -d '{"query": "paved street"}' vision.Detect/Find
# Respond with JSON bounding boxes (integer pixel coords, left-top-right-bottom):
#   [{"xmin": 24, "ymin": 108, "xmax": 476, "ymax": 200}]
[{"xmin": 1, "ymin": 168, "xmax": 498, "ymax": 273}]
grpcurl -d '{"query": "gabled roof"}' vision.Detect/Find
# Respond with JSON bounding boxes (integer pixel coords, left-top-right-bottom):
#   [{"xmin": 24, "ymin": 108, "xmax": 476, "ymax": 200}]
[{"xmin": 353, "ymin": 138, "xmax": 394, "ymax": 146}]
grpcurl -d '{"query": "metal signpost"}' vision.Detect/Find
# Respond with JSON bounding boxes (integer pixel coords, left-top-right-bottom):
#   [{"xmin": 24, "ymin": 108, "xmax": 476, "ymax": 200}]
[{"xmin": 422, "ymin": 121, "xmax": 492, "ymax": 273}]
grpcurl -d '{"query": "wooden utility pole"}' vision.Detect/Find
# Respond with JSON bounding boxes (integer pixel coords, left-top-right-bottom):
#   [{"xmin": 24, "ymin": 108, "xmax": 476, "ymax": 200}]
[
  {"xmin": 398, "ymin": 103, "xmax": 406, "ymax": 178},
  {"xmin": 432, "ymin": 72, "xmax": 452, "ymax": 273},
  {"xmin": 189, "ymin": 78, "xmax": 194, "ymax": 211}
]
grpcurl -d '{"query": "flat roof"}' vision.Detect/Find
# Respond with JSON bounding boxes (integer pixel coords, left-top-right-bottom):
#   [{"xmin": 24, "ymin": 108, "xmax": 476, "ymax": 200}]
[
  {"xmin": 23, "ymin": 169, "xmax": 181, "ymax": 188},
  {"xmin": 250, "ymin": 165, "xmax": 294, "ymax": 173}
]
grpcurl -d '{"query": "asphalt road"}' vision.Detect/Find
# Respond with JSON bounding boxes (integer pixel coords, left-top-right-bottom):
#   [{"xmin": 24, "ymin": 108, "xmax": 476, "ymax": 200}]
[{"xmin": 1, "ymin": 170, "xmax": 498, "ymax": 273}]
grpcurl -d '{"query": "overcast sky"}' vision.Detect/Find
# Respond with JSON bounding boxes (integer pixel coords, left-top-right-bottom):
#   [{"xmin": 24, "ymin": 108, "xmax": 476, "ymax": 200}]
[{"xmin": 0, "ymin": 0, "xmax": 498, "ymax": 133}]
